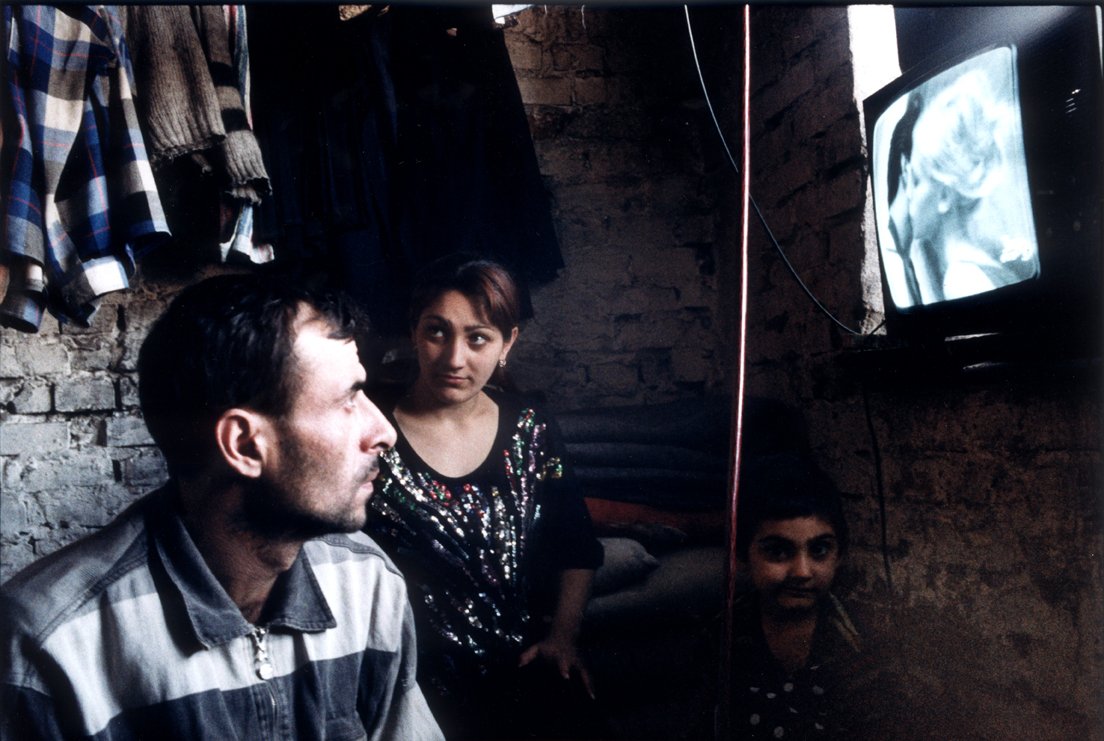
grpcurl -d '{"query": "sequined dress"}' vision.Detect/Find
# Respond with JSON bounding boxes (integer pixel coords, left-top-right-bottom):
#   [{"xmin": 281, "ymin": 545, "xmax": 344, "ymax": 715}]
[{"xmin": 366, "ymin": 390, "xmax": 603, "ymax": 695}]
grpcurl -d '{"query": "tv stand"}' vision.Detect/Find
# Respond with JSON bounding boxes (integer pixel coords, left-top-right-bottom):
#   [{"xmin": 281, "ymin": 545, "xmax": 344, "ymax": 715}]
[{"xmin": 838, "ymin": 330, "xmax": 1102, "ymax": 385}]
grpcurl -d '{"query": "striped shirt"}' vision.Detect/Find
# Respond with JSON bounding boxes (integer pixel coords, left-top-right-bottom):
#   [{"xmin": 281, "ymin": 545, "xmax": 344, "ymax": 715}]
[
  {"xmin": 1, "ymin": 487, "xmax": 443, "ymax": 741},
  {"xmin": 2, "ymin": 5, "xmax": 170, "ymax": 332}
]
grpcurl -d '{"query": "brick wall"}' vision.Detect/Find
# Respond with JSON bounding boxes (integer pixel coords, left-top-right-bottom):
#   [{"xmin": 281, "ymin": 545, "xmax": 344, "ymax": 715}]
[
  {"xmin": 1, "ymin": 284, "xmax": 173, "ymax": 579},
  {"xmin": 502, "ymin": 7, "xmax": 729, "ymax": 411}
]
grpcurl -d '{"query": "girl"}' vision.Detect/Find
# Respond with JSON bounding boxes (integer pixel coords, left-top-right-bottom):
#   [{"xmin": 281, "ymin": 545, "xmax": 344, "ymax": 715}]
[{"xmin": 730, "ymin": 454, "xmax": 890, "ymax": 739}]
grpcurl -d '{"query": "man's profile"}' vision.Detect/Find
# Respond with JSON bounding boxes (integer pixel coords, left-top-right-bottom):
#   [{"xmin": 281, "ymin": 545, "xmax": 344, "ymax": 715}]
[{"xmin": 1, "ymin": 275, "xmax": 443, "ymax": 740}]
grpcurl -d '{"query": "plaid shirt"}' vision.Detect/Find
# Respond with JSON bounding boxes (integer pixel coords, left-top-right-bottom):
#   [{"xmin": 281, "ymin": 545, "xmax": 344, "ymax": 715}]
[{"xmin": 2, "ymin": 5, "xmax": 169, "ymax": 332}]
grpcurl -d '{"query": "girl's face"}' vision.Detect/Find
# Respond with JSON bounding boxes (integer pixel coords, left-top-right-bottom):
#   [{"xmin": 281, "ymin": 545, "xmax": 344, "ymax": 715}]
[
  {"xmin": 412, "ymin": 290, "xmax": 517, "ymax": 406},
  {"xmin": 746, "ymin": 516, "xmax": 840, "ymax": 616}
]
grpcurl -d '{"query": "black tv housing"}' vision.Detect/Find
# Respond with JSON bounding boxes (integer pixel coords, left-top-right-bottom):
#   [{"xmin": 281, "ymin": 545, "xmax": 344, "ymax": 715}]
[{"xmin": 862, "ymin": 6, "xmax": 1102, "ymax": 361}]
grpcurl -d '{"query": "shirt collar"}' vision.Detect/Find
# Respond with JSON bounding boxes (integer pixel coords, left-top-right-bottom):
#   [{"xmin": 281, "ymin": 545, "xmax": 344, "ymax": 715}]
[{"xmin": 148, "ymin": 485, "xmax": 337, "ymax": 649}]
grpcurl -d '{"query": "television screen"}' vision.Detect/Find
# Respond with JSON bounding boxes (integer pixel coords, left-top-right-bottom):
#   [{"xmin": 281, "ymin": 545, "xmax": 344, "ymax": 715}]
[{"xmin": 869, "ymin": 46, "xmax": 1040, "ymax": 311}]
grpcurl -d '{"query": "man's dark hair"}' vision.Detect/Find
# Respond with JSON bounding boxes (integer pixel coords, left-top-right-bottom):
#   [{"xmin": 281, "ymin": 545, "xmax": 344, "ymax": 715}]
[
  {"xmin": 735, "ymin": 453, "xmax": 849, "ymax": 561},
  {"xmin": 137, "ymin": 273, "xmax": 363, "ymax": 478}
]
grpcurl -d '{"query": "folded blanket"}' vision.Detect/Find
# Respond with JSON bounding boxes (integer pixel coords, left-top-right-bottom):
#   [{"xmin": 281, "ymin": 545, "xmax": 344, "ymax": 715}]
[
  {"xmin": 573, "ymin": 467, "xmax": 726, "ymax": 510},
  {"xmin": 565, "ymin": 442, "xmax": 727, "ymax": 473},
  {"xmin": 558, "ymin": 397, "xmax": 730, "ymax": 451}
]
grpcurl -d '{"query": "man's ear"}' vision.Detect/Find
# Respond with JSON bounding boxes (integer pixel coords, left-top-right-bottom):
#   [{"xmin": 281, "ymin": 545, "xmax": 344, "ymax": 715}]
[{"xmin": 214, "ymin": 409, "xmax": 271, "ymax": 478}]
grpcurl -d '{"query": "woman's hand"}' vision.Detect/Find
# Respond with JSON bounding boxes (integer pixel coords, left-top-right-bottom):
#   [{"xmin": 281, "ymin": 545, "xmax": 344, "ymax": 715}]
[
  {"xmin": 518, "ymin": 633, "xmax": 595, "ymax": 699},
  {"xmin": 518, "ymin": 568, "xmax": 597, "ymax": 697}
]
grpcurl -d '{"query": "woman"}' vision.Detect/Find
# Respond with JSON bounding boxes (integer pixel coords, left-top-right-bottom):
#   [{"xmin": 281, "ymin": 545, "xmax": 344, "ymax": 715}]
[
  {"xmin": 366, "ymin": 256, "xmax": 604, "ymax": 740},
  {"xmin": 905, "ymin": 68, "xmax": 1039, "ymax": 303}
]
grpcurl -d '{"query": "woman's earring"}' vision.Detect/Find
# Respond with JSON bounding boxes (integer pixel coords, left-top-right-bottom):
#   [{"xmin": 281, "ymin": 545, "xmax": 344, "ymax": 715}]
[{"xmin": 498, "ymin": 358, "xmax": 507, "ymax": 368}]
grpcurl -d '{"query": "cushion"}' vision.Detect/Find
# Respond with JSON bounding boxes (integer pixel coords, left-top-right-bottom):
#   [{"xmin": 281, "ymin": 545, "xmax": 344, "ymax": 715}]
[
  {"xmin": 585, "ymin": 545, "xmax": 727, "ymax": 624},
  {"xmin": 592, "ymin": 537, "xmax": 660, "ymax": 596}
]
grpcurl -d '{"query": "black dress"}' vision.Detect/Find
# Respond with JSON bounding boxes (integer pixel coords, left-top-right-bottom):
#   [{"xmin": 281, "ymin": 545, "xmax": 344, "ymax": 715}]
[
  {"xmin": 728, "ymin": 592, "xmax": 900, "ymax": 740},
  {"xmin": 366, "ymin": 389, "xmax": 604, "ymax": 739}
]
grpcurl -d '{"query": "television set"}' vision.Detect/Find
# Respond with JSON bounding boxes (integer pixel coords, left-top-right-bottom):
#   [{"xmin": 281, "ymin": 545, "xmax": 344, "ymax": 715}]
[{"xmin": 863, "ymin": 6, "xmax": 1103, "ymax": 357}]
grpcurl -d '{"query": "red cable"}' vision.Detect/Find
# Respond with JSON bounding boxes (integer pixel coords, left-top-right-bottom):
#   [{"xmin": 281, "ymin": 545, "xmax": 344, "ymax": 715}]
[{"xmin": 720, "ymin": 5, "xmax": 752, "ymax": 737}]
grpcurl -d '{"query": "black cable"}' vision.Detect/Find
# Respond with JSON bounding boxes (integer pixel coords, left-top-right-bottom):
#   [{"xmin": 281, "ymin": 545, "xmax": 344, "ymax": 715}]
[
  {"xmin": 684, "ymin": 6, "xmax": 868, "ymax": 338},
  {"xmin": 861, "ymin": 380, "xmax": 895, "ymax": 592}
]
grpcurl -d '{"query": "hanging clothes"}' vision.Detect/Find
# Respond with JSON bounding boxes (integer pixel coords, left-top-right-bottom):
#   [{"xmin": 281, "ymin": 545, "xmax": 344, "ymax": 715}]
[
  {"xmin": 223, "ymin": 4, "xmax": 269, "ymax": 266},
  {"xmin": 124, "ymin": 5, "xmax": 269, "ymax": 203},
  {"xmin": 1, "ymin": 5, "xmax": 170, "ymax": 331},
  {"xmin": 248, "ymin": 5, "xmax": 563, "ymax": 334},
  {"xmin": 389, "ymin": 6, "xmax": 565, "ymax": 291},
  {"xmin": 124, "ymin": 5, "xmax": 271, "ymax": 264}
]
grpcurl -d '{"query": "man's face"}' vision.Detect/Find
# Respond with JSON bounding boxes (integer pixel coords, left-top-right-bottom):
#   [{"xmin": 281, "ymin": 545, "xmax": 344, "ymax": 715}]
[
  {"xmin": 243, "ymin": 310, "xmax": 396, "ymax": 540},
  {"xmin": 746, "ymin": 516, "xmax": 840, "ymax": 617}
]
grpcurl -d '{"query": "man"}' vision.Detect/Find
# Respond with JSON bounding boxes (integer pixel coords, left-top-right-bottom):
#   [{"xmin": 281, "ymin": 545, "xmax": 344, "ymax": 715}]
[{"xmin": 1, "ymin": 275, "xmax": 443, "ymax": 740}]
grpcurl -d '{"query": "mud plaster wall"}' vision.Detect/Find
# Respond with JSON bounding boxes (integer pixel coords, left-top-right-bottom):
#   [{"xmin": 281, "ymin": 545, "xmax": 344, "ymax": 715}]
[{"xmin": 738, "ymin": 6, "xmax": 1103, "ymax": 738}]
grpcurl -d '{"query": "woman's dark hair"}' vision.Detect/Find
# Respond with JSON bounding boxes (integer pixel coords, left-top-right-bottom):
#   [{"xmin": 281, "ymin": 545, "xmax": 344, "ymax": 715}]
[
  {"xmin": 735, "ymin": 453, "xmax": 849, "ymax": 561},
  {"xmin": 887, "ymin": 91, "xmax": 924, "ymax": 203},
  {"xmin": 408, "ymin": 254, "xmax": 521, "ymax": 338},
  {"xmin": 137, "ymin": 273, "xmax": 363, "ymax": 478}
]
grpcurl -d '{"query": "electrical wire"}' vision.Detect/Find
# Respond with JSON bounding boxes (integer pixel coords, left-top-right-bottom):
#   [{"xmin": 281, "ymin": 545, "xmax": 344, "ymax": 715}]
[
  {"xmin": 718, "ymin": 9, "xmax": 752, "ymax": 737},
  {"xmin": 861, "ymin": 381, "xmax": 895, "ymax": 591},
  {"xmin": 683, "ymin": 6, "xmax": 867, "ymax": 338}
]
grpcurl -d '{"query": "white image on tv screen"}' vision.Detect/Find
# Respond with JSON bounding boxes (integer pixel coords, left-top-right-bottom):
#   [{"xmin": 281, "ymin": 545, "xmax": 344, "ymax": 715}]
[{"xmin": 872, "ymin": 46, "xmax": 1040, "ymax": 309}]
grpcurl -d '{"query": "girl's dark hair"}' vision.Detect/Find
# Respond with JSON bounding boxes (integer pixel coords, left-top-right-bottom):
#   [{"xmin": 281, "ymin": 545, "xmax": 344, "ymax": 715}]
[
  {"xmin": 408, "ymin": 254, "xmax": 521, "ymax": 338},
  {"xmin": 735, "ymin": 453, "xmax": 849, "ymax": 561}
]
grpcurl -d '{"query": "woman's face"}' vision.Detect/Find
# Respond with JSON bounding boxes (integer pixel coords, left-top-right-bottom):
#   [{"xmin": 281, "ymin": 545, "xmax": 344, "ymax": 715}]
[
  {"xmin": 746, "ymin": 515, "xmax": 840, "ymax": 617},
  {"xmin": 412, "ymin": 290, "xmax": 517, "ymax": 406}
]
